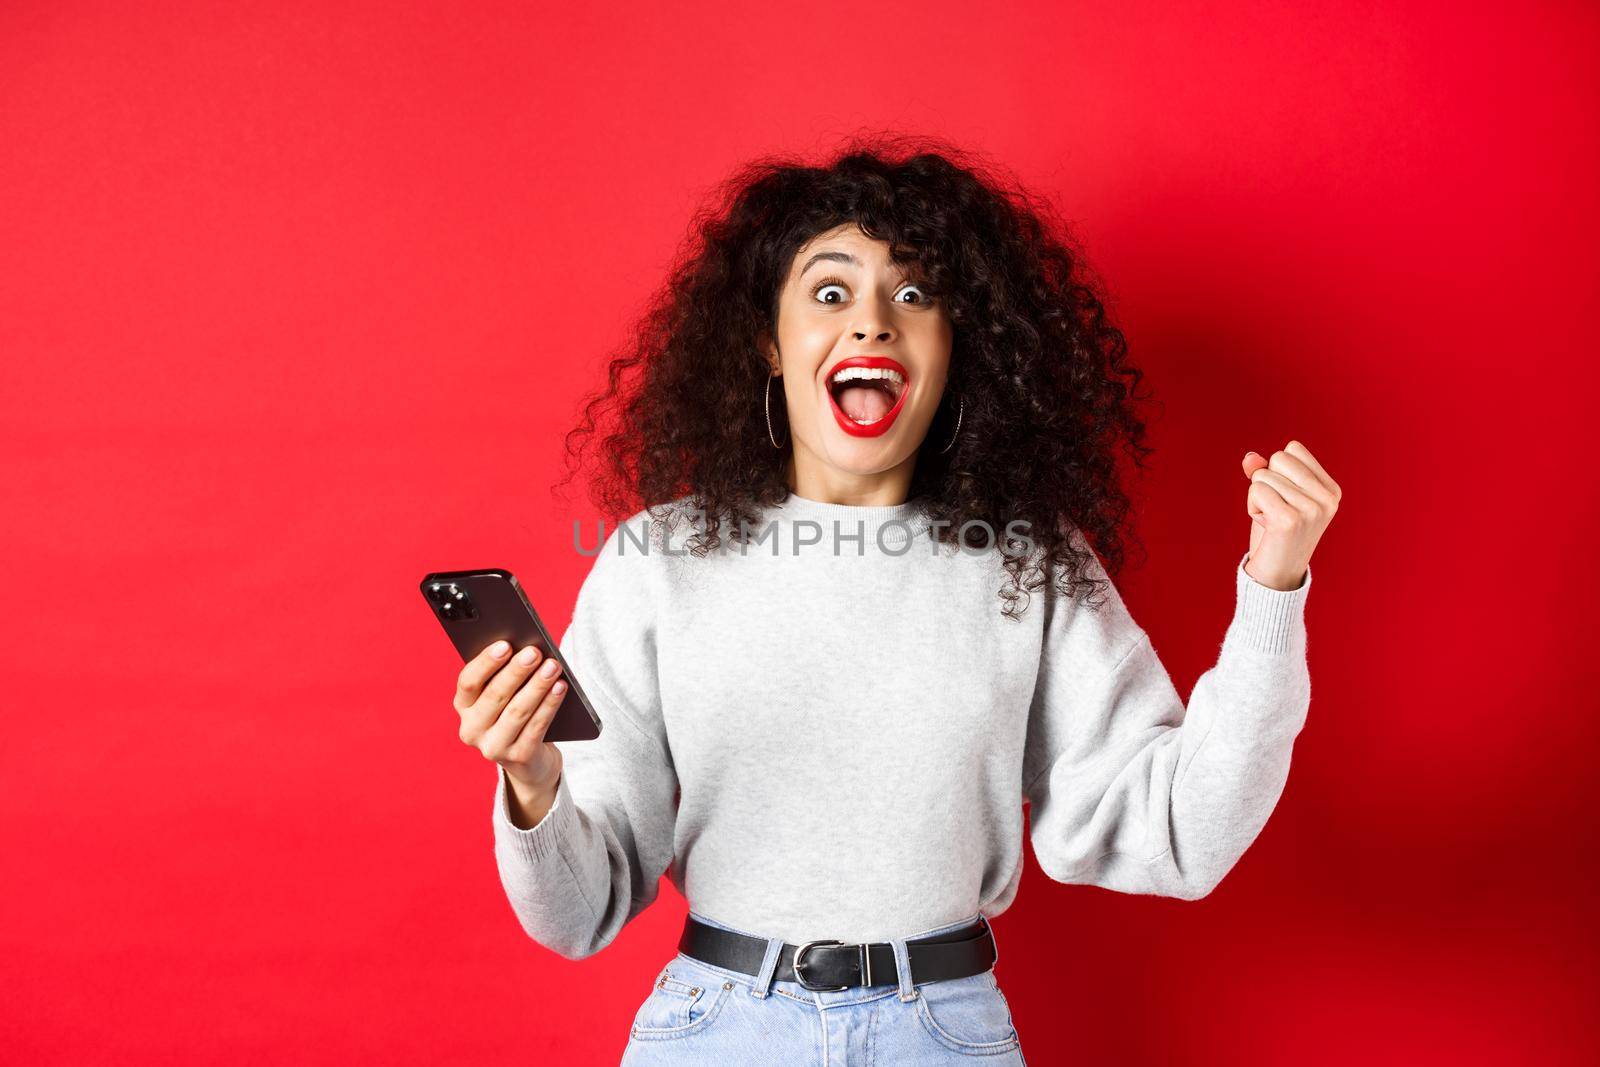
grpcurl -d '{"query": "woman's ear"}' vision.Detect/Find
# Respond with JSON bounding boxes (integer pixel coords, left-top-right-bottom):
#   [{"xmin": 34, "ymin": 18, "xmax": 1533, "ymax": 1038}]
[{"xmin": 759, "ymin": 331, "xmax": 780, "ymax": 375}]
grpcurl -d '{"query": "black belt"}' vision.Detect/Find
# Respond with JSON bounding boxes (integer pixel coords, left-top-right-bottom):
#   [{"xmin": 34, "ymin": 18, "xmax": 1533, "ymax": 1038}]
[{"xmin": 677, "ymin": 914, "xmax": 997, "ymax": 992}]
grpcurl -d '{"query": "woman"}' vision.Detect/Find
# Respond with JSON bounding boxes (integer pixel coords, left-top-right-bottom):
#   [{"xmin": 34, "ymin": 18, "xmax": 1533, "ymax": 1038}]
[{"xmin": 452, "ymin": 137, "xmax": 1340, "ymax": 1064}]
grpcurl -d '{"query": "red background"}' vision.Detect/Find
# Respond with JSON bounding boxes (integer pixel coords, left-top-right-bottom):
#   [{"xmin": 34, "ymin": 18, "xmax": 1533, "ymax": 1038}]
[{"xmin": 3, "ymin": 2, "xmax": 1596, "ymax": 1063}]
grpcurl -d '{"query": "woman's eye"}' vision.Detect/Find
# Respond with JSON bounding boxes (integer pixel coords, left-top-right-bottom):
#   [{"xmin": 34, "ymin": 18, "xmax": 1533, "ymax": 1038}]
[{"xmin": 809, "ymin": 279, "xmax": 933, "ymax": 305}]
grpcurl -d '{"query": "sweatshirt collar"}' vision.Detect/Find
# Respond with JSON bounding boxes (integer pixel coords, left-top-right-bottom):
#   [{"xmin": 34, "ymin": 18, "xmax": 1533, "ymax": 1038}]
[{"xmin": 766, "ymin": 490, "xmax": 930, "ymax": 544}]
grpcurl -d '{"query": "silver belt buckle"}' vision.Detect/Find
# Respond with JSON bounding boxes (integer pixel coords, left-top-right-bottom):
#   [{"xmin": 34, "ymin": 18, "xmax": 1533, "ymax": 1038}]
[{"xmin": 792, "ymin": 939, "xmax": 852, "ymax": 992}]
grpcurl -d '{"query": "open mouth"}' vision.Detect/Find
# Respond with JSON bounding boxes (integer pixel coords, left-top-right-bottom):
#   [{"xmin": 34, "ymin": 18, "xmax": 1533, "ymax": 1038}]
[{"xmin": 825, "ymin": 356, "xmax": 910, "ymax": 438}]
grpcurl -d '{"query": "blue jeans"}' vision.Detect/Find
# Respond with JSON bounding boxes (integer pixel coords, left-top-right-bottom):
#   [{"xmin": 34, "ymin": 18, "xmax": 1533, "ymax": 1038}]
[{"xmin": 620, "ymin": 911, "xmax": 1028, "ymax": 1065}]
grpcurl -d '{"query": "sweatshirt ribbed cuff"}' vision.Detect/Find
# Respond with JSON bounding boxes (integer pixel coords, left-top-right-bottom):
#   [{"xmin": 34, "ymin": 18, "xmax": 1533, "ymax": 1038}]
[
  {"xmin": 1228, "ymin": 551, "xmax": 1312, "ymax": 655},
  {"xmin": 494, "ymin": 766, "xmax": 578, "ymax": 863}
]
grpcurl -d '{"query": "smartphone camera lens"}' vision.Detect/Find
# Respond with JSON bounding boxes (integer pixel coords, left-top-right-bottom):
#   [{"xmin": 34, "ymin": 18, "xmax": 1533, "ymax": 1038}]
[{"xmin": 427, "ymin": 581, "xmax": 478, "ymax": 621}]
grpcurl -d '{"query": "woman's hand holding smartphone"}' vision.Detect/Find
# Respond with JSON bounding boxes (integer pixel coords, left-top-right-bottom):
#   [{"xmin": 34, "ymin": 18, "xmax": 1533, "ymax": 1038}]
[{"xmin": 455, "ymin": 639, "xmax": 567, "ymax": 829}]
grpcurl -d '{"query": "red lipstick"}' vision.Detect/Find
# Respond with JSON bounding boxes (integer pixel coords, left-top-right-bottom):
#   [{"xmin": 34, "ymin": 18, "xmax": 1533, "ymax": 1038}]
[{"xmin": 825, "ymin": 355, "xmax": 911, "ymax": 438}]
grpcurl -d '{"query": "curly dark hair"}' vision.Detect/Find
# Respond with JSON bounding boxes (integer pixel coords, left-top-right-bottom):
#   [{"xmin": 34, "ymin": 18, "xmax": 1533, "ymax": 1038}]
[{"xmin": 553, "ymin": 132, "xmax": 1158, "ymax": 619}]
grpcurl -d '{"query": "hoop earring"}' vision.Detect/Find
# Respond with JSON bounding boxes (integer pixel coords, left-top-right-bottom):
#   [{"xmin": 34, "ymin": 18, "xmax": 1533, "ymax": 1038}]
[
  {"xmin": 938, "ymin": 395, "xmax": 964, "ymax": 455},
  {"xmin": 765, "ymin": 374, "xmax": 788, "ymax": 449}
]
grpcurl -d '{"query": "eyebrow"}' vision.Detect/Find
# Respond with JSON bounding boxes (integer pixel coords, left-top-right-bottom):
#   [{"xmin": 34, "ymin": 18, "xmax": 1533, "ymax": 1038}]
[{"xmin": 798, "ymin": 250, "xmax": 861, "ymax": 278}]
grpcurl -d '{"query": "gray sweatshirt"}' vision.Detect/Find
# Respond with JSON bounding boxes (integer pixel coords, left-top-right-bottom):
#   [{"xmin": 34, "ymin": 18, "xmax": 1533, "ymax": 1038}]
[{"xmin": 491, "ymin": 492, "xmax": 1312, "ymax": 959}]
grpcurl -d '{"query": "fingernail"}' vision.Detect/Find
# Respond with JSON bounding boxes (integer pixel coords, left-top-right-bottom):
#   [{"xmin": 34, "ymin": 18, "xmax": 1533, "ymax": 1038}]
[
  {"xmin": 489, "ymin": 641, "xmax": 509, "ymax": 658},
  {"xmin": 552, "ymin": 681, "xmax": 567, "ymax": 694},
  {"xmin": 540, "ymin": 658, "xmax": 560, "ymax": 677},
  {"xmin": 516, "ymin": 646, "xmax": 539, "ymax": 665}
]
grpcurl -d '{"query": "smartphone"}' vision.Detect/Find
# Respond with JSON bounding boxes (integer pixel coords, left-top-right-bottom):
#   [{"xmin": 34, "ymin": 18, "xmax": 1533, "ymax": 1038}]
[{"xmin": 420, "ymin": 568, "xmax": 602, "ymax": 742}]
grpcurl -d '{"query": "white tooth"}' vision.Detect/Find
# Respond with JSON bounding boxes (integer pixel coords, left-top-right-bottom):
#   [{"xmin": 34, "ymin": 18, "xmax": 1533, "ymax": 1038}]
[{"xmin": 830, "ymin": 367, "xmax": 907, "ymax": 386}]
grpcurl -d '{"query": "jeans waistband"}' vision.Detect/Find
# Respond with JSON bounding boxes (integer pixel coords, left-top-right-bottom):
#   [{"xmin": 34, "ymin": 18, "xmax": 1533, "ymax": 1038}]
[{"xmin": 679, "ymin": 910, "xmax": 996, "ymax": 1002}]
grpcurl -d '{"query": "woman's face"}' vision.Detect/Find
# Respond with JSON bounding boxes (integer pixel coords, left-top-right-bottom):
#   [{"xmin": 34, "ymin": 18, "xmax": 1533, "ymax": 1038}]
[{"xmin": 763, "ymin": 223, "xmax": 954, "ymax": 503}]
